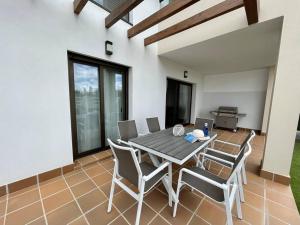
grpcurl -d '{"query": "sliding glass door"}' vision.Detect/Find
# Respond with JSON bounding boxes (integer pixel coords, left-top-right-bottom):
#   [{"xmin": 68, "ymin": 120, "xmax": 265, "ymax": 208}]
[
  {"xmin": 165, "ymin": 78, "xmax": 192, "ymax": 128},
  {"xmin": 73, "ymin": 63, "xmax": 102, "ymax": 154},
  {"xmin": 103, "ymin": 68, "xmax": 126, "ymax": 145},
  {"xmin": 69, "ymin": 54, "xmax": 127, "ymax": 159}
]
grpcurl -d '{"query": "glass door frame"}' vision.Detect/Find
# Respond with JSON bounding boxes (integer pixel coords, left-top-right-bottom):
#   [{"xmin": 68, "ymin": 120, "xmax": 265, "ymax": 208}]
[
  {"xmin": 68, "ymin": 52, "xmax": 128, "ymax": 159},
  {"xmin": 165, "ymin": 78, "xmax": 193, "ymax": 128}
]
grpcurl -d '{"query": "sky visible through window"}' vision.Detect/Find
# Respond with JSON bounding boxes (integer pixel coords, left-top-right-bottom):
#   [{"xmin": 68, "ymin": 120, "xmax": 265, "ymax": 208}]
[
  {"xmin": 74, "ymin": 63, "xmax": 123, "ymax": 92},
  {"xmin": 74, "ymin": 63, "xmax": 99, "ymax": 93}
]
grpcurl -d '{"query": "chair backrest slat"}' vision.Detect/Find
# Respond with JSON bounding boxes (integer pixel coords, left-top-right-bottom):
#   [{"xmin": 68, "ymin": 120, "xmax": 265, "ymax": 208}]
[
  {"xmin": 107, "ymin": 139, "xmax": 141, "ymax": 188},
  {"xmin": 118, "ymin": 120, "xmax": 138, "ymax": 141},
  {"xmin": 146, "ymin": 117, "xmax": 161, "ymax": 133},
  {"xmin": 195, "ymin": 118, "xmax": 214, "ymax": 131}
]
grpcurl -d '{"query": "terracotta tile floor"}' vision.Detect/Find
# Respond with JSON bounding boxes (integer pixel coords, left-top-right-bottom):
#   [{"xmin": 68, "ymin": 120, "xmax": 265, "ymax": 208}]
[{"xmin": 1, "ymin": 129, "xmax": 299, "ymax": 225}]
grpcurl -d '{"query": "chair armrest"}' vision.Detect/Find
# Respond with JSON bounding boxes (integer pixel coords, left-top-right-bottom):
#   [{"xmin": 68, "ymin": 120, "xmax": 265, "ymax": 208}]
[
  {"xmin": 206, "ymin": 147, "xmax": 237, "ymax": 158},
  {"xmin": 117, "ymin": 139, "xmax": 139, "ymax": 153},
  {"xmin": 199, "ymin": 152, "xmax": 234, "ymax": 167},
  {"xmin": 142, "ymin": 162, "xmax": 169, "ymax": 181},
  {"xmin": 117, "ymin": 139, "xmax": 130, "ymax": 146},
  {"xmin": 180, "ymin": 168, "xmax": 227, "ymax": 190},
  {"xmin": 214, "ymin": 139, "xmax": 241, "ymax": 148}
]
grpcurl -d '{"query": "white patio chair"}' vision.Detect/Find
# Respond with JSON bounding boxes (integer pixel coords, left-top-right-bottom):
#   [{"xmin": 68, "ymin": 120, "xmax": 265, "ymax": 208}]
[
  {"xmin": 117, "ymin": 120, "xmax": 146, "ymax": 162},
  {"xmin": 197, "ymin": 130, "xmax": 256, "ymax": 202},
  {"xmin": 107, "ymin": 139, "xmax": 172, "ymax": 225},
  {"xmin": 173, "ymin": 142, "xmax": 246, "ymax": 225},
  {"xmin": 146, "ymin": 117, "xmax": 161, "ymax": 133}
]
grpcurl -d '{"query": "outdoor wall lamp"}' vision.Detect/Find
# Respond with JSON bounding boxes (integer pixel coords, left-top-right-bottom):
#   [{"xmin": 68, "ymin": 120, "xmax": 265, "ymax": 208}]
[
  {"xmin": 184, "ymin": 70, "xmax": 188, "ymax": 78},
  {"xmin": 105, "ymin": 41, "xmax": 113, "ymax": 55}
]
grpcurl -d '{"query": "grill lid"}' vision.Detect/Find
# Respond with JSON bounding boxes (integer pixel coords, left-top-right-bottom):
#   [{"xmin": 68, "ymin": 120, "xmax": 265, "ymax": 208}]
[{"xmin": 218, "ymin": 106, "xmax": 238, "ymax": 114}]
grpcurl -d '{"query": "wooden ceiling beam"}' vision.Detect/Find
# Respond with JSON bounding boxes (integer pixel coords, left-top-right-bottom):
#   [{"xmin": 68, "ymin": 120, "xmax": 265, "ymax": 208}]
[
  {"xmin": 144, "ymin": 0, "xmax": 244, "ymax": 46},
  {"xmin": 243, "ymin": 0, "xmax": 258, "ymax": 25},
  {"xmin": 73, "ymin": 0, "xmax": 88, "ymax": 14},
  {"xmin": 105, "ymin": 0, "xmax": 144, "ymax": 28},
  {"xmin": 128, "ymin": 0, "xmax": 200, "ymax": 38}
]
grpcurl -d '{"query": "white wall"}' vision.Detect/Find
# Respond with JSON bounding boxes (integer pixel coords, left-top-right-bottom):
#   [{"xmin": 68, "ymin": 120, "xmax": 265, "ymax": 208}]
[
  {"xmin": 261, "ymin": 66, "xmax": 276, "ymax": 133},
  {"xmin": 0, "ymin": 0, "xmax": 203, "ymax": 185},
  {"xmin": 198, "ymin": 69, "xmax": 269, "ymax": 130}
]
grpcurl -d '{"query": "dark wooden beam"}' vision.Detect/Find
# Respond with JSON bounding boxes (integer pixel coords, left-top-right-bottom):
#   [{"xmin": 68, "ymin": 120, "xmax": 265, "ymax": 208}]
[
  {"xmin": 105, "ymin": 0, "xmax": 143, "ymax": 28},
  {"xmin": 144, "ymin": 0, "xmax": 244, "ymax": 46},
  {"xmin": 243, "ymin": 0, "xmax": 258, "ymax": 25},
  {"xmin": 73, "ymin": 0, "xmax": 88, "ymax": 14},
  {"xmin": 128, "ymin": 0, "xmax": 200, "ymax": 38}
]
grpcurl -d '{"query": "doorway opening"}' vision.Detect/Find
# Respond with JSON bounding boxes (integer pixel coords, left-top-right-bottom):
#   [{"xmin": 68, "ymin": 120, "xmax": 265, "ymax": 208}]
[{"xmin": 165, "ymin": 78, "xmax": 192, "ymax": 128}]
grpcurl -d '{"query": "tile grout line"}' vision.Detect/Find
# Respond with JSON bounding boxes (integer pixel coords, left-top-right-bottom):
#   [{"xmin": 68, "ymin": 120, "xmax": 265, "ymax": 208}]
[
  {"xmin": 23, "ymin": 157, "xmax": 115, "ymax": 225},
  {"xmin": 25, "ymin": 215, "xmax": 45, "ymax": 225},
  {"xmin": 3, "ymin": 190, "xmax": 8, "ymax": 225},
  {"xmin": 37, "ymin": 176, "xmax": 48, "ymax": 225},
  {"xmin": 80, "ymin": 164, "xmax": 132, "ymax": 225},
  {"xmin": 264, "ymin": 179, "xmax": 267, "ymax": 225},
  {"xmin": 187, "ymin": 196, "xmax": 211, "ymax": 225},
  {"xmin": 5, "ymin": 176, "xmax": 106, "ymax": 217},
  {"xmin": 62, "ymin": 175, "xmax": 91, "ymax": 225},
  {"xmin": 264, "ymin": 184, "xmax": 294, "ymax": 198},
  {"xmin": 146, "ymin": 205, "xmax": 170, "ymax": 225},
  {"xmin": 265, "ymin": 198, "xmax": 300, "ymax": 212},
  {"xmin": 66, "ymin": 216, "xmax": 86, "ymax": 225},
  {"xmin": 268, "ymin": 215, "xmax": 291, "ymax": 225},
  {"xmin": 6, "ymin": 199, "xmax": 43, "ymax": 216},
  {"xmin": 45, "ymin": 186, "xmax": 100, "ymax": 217},
  {"xmin": 66, "ymin": 200, "xmax": 107, "ymax": 225},
  {"xmin": 7, "ymin": 186, "xmax": 39, "ymax": 200},
  {"xmin": 155, "ymin": 186, "xmax": 213, "ymax": 224},
  {"xmin": 106, "ymin": 214, "xmax": 129, "ymax": 225},
  {"xmin": 143, "ymin": 191, "xmax": 171, "ymax": 225},
  {"xmin": 147, "ymin": 203, "xmax": 172, "ymax": 225},
  {"xmin": 7, "ymin": 170, "xmax": 93, "ymax": 202}
]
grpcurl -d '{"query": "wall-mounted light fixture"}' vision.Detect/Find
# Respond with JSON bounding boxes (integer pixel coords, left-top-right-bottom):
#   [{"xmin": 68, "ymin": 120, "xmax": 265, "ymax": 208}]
[
  {"xmin": 184, "ymin": 70, "xmax": 188, "ymax": 78},
  {"xmin": 105, "ymin": 41, "xmax": 113, "ymax": 55}
]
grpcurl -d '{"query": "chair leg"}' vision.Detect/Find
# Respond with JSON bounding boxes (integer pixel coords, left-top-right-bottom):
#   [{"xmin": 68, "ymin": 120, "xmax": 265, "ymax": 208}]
[
  {"xmin": 237, "ymin": 172, "xmax": 245, "ymax": 202},
  {"xmin": 241, "ymin": 163, "xmax": 247, "ymax": 185},
  {"xmin": 224, "ymin": 189, "xmax": 233, "ymax": 225},
  {"xmin": 138, "ymin": 150, "xmax": 142, "ymax": 163},
  {"xmin": 173, "ymin": 173, "xmax": 183, "ymax": 217},
  {"xmin": 107, "ymin": 169, "xmax": 116, "ymax": 213},
  {"xmin": 135, "ymin": 181, "xmax": 145, "ymax": 225},
  {"xmin": 235, "ymin": 184, "xmax": 243, "ymax": 220},
  {"xmin": 208, "ymin": 160, "xmax": 212, "ymax": 170}
]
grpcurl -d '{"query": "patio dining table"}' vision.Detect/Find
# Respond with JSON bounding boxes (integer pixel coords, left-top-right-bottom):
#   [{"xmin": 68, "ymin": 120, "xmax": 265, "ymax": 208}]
[{"xmin": 129, "ymin": 127, "xmax": 217, "ymax": 202}]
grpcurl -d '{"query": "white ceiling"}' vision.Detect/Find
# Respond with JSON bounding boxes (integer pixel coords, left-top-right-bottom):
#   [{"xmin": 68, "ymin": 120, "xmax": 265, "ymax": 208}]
[{"xmin": 159, "ymin": 17, "xmax": 283, "ymax": 75}]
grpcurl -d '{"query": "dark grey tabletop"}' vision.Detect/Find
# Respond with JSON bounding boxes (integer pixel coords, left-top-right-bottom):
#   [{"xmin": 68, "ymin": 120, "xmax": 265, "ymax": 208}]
[{"xmin": 129, "ymin": 127, "xmax": 217, "ymax": 164}]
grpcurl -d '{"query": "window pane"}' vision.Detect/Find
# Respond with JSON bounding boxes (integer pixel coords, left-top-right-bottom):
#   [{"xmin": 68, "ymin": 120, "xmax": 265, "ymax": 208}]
[
  {"xmin": 103, "ymin": 68, "xmax": 126, "ymax": 145},
  {"xmin": 74, "ymin": 63, "xmax": 101, "ymax": 153},
  {"xmin": 178, "ymin": 84, "xmax": 192, "ymax": 124}
]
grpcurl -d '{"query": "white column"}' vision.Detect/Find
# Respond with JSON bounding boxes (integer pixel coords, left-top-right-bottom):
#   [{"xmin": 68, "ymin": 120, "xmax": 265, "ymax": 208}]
[{"xmin": 262, "ymin": 9, "xmax": 300, "ymax": 178}]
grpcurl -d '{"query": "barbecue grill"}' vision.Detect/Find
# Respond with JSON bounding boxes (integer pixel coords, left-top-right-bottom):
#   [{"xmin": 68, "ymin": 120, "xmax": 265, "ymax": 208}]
[{"xmin": 210, "ymin": 106, "xmax": 246, "ymax": 132}]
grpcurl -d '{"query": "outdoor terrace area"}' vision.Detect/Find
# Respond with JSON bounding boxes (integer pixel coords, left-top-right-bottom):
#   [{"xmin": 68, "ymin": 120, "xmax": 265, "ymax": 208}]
[{"xmin": 1, "ymin": 129, "xmax": 299, "ymax": 225}]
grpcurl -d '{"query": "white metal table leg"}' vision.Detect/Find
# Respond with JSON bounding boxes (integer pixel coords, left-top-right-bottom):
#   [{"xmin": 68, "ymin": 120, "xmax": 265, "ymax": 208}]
[
  {"xmin": 168, "ymin": 163, "xmax": 172, "ymax": 206},
  {"xmin": 148, "ymin": 154, "xmax": 176, "ymax": 202}
]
